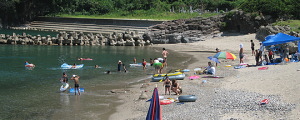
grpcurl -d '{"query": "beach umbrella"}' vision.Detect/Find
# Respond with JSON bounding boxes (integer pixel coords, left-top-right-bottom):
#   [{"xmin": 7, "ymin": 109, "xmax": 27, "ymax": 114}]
[
  {"xmin": 207, "ymin": 56, "xmax": 220, "ymax": 63},
  {"xmin": 213, "ymin": 52, "xmax": 236, "ymax": 60},
  {"xmin": 146, "ymin": 87, "xmax": 162, "ymax": 120}
]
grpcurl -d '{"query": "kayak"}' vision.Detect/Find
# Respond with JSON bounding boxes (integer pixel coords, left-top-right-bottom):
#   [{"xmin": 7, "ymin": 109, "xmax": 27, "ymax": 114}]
[
  {"xmin": 152, "ymin": 72, "xmax": 185, "ymax": 82},
  {"xmin": 60, "ymin": 83, "xmax": 69, "ymax": 92},
  {"xmin": 61, "ymin": 63, "xmax": 84, "ymax": 69},
  {"xmin": 178, "ymin": 95, "xmax": 197, "ymax": 102}
]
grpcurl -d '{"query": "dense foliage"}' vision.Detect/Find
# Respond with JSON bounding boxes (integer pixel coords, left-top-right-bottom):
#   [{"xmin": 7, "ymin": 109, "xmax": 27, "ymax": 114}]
[{"xmin": 0, "ymin": 0, "xmax": 299, "ymax": 27}]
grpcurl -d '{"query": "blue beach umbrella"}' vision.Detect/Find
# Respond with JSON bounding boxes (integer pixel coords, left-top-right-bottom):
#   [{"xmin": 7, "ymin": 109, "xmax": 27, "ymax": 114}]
[
  {"xmin": 208, "ymin": 56, "xmax": 220, "ymax": 63},
  {"xmin": 146, "ymin": 87, "xmax": 162, "ymax": 120}
]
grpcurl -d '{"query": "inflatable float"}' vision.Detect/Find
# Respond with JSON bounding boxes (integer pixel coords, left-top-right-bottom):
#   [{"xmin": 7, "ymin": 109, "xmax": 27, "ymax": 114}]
[
  {"xmin": 78, "ymin": 58, "xmax": 93, "ymax": 61},
  {"xmin": 189, "ymin": 75, "xmax": 200, "ymax": 80},
  {"xmin": 69, "ymin": 88, "xmax": 85, "ymax": 93},
  {"xmin": 151, "ymin": 72, "xmax": 185, "ymax": 82},
  {"xmin": 160, "ymin": 99, "xmax": 172, "ymax": 105},
  {"xmin": 61, "ymin": 63, "xmax": 84, "ymax": 69},
  {"xmin": 175, "ymin": 69, "xmax": 190, "ymax": 72},
  {"xmin": 129, "ymin": 63, "xmax": 151, "ymax": 67},
  {"xmin": 258, "ymin": 67, "xmax": 268, "ymax": 70},
  {"xmin": 60, "ymin": 83, "xmax": 69, "ymax": 92},
  {"xmin": 178, "ymin": 95, "xmax": 197, "ymax": 102},
  {"xmin": 25, "ymin": 64, "xmax": 35, "ymax": 67}
]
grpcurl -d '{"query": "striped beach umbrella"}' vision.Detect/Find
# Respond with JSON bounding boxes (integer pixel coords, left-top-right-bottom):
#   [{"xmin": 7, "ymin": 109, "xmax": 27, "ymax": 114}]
[{"xmin": 213, "ymin": 52, "xmax": 237, "ymax": 60}]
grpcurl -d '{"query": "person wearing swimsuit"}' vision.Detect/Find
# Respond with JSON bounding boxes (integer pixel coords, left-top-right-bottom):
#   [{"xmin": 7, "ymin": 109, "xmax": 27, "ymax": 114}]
[
  {"xmin": 171, "ymin": 80, "xmax": 181, "ymax": 95},
  {"xmin": 163, "ymin": 77, "xmax": 172, "ymax": 95}
]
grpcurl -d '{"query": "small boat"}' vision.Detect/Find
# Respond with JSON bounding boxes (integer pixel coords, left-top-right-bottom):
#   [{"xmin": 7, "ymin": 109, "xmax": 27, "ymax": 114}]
[
  {"xmin": 61, "ymin": 63, "xmax": 84, "ymax": 69},
  {"xmin": 60, "ymin": 83, "xmax": 69, "ymax": 92},
  {"xmin": 151, "ymin": 72, "xmax": 185, "ymax": 82},
  {"xmin": 178, "ymin": 95, "xmax": 197, "ymax": 102},
  {"xmin": 129, "ymin": 63, "xmax": 151, "ymax": 67}
]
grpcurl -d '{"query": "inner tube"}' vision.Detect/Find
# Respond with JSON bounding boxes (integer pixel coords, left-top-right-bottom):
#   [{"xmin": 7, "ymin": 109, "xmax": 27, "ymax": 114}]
[
  {"xmin": 60, "ymin": 83, "xmax": 69, "ymax": 92},
  {"xmin": 178, "ymin": 95, "xmax": 197, "ymax": 102}
]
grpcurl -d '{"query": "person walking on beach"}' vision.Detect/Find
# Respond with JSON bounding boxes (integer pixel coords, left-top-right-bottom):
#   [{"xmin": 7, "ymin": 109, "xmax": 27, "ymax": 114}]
[
  {"xmin": 71, "ymin": 75, "xmax": 80, "ymax": 95},
  {"xmin": 250, "ymin": 40, "xmax": 255, "ymax": 56},
  {"xmin": 259, "ymin": 42, "xmax": 265, "ymax": 61},
  {"xmin": 215, "ymin": 48, "xmax": 221, "ymax": 66},
  {"xmin": 239, "ymin": 43, "xmax": 244, "ymax": 63},
  {"xmin": 163, "ymin": 77, "xmax": 172, "ymax": 95},
  {"xmin": 162, "ymin": 48, "xmax": 169, "ymax": 58}
]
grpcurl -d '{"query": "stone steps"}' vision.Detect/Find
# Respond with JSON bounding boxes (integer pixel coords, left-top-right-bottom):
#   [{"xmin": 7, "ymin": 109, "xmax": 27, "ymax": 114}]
[{"xmin": 29, "ymin": 20, "xmax": 150, "ymax": 35}]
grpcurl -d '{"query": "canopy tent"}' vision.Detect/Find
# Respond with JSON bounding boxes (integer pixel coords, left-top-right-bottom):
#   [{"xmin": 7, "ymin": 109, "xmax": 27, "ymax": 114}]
[{"xmin": 263, "ymin": 33, "xmax": 300, "ymax": 46}]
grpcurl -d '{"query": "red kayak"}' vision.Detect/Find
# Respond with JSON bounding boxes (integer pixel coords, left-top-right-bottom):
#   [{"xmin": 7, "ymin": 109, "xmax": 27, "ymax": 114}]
[{"xmin": 25, "ymin": 64, "xmax": 35, "ymax": 67}]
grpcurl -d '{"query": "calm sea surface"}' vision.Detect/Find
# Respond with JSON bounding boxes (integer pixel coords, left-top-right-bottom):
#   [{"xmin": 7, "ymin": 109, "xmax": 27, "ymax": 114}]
[{"xmin": 0, "ymin": 44, "xmax": 191, "ymax": 119}]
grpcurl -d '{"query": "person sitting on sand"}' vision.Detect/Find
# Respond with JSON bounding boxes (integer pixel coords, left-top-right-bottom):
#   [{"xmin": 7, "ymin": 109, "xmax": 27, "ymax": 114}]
[
  {"xmin": 163, "ymin": 77, "xmax": 172, "ymax": 95},
  {"xmin": 171, "ymin": 80, "xmax": 182, "ymax": 95},
  {"xmin": 203, "ymin": 62, "xmax": 216, "ymax": 76}
]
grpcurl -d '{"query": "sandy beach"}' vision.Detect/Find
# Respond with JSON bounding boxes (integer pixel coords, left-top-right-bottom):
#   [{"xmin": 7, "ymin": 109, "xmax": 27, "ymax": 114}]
[{"xmin": 109, "ymin": 33, "xmax": 300, "ymax": 120}]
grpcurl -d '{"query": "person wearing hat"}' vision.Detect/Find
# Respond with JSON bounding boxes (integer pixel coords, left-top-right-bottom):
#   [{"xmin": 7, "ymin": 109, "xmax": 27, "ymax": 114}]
[
  {"xmin": 70, "ymin": 75, "xmax": 80, "ymax": 95},
  {"xmin": 163, "ymin": 77, "xmax": 172, "ymax": 95},
  {"xmin": 117, "ymin": 60, "xmax": 122, "ymax": 72}
]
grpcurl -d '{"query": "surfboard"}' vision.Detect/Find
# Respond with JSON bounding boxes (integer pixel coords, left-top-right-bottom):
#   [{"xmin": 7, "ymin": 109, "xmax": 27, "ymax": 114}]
[{"xmin": 69, "ymin": 88, "xmax": 85, "ymax": 93}]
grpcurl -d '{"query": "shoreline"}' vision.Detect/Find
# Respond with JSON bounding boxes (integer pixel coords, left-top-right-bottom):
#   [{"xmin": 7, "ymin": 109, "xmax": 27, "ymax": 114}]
[{"xmin": 109, "ymin": 33, "xmax": 300, "ymax": 120}]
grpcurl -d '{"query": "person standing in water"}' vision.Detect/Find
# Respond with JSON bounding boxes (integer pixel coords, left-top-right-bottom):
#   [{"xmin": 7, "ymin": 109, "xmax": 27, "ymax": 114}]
[
  {"xmin": 133, "ymin": 57, "xmax": 137, "ymax": 64},
  {"xmin": 70, "ymin": 75, "xmax": 80, "ymax": 95},
  {"xmin": 117, "ymin": 60, "xmax": 122, "ymax": 72},
  {"xmin": 162, "ymin": 48, "xmax": 169, "ymax": 58}
]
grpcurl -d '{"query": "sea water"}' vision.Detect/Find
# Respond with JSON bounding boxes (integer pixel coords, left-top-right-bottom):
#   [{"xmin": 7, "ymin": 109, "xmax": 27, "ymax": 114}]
[{"xmin": 0, "ymin": 44, "xmax": 191, "ymax": 119}]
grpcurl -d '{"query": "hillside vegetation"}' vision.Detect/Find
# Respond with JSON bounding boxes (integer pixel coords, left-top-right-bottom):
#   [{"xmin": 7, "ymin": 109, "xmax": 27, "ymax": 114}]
[{"xmin": 0, "ymin": 0, "xmax": 299, "ymax": 27}]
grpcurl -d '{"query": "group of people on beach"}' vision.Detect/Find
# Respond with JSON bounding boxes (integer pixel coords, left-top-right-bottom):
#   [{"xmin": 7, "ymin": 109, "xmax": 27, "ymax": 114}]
[{"xmin": 163, "ymin": 77, "xmax": 182, "ymax": 95}]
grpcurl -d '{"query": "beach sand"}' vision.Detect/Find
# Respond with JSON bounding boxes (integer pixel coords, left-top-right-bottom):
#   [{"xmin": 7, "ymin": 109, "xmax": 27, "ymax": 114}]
[{"xmin": 109, "ymin": 33, "xmax": 300, "ymax": 120}]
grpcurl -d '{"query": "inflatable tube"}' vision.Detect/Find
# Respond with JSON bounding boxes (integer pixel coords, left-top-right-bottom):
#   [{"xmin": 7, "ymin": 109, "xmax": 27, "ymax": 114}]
[
  {"xmin": 157, "ymin": 58, "xmax": 164, "ymax": 62},
  {"xmin": 60, "ymin": 83, "xmax": 69, "ymax": 92},
  {"xmin": 160, "ymin": 99, "xmax": 172, "ymax": 105},
  {"xmin": 178, "ymin": 95, "xmax": 197, "ymax": 102},
  {"xmin": 61, "ymin": 63, "xmax": 84, "ymax": 69},
  {"xmin": 69, "ymin": 88, "xmax": 85, "ymax": 93}
]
